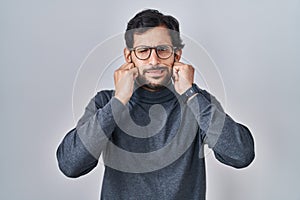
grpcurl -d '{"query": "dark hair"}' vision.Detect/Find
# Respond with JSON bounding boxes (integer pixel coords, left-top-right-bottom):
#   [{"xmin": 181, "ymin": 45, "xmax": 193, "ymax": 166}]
[{"xmin": 125, "ymin": 9, "xmax": 184, "ymax": 50}]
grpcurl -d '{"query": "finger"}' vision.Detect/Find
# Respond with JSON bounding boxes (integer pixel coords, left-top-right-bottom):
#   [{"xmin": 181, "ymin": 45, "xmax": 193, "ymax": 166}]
[
  {"xmin": 117, "ymin": 63, "xmax": 128, "ymax": 70},
  {"xmin": 173, "ymin": 61, "xmax": 184, "ymax": 67},
  {"xmin": 173, "ymin": 62, "xmax": 192, "ymax": 68},
  {"xmin": 173, "ymin": 64, "xmax": 180, "ymax": 72},
  {"xmin": 119, "ymin": 62, "xmax": 135, "ymax": 70},
  {"xmin": 128, "ymin": 63, "xmax": 136, "ymax": 70},
  {"xmin": 125, "ymin": 63, "xmax": 135, "ymax": 70},
  {"xmin": 172, "ymin": 68, "xmax": 179, "ymax": 81},
  {"xmin": 173, "ymin": 62, "xmax": 186, "ymax": 73},
  {"xmin": 130, "ymin": 67, "xmax": 138, "ymax": 77}
]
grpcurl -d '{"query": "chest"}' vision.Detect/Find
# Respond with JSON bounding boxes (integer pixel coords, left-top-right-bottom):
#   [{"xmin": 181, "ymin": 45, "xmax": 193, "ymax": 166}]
[{"xmin": 111, "ymin": 101, "xmax": 183, "ymax": 153}]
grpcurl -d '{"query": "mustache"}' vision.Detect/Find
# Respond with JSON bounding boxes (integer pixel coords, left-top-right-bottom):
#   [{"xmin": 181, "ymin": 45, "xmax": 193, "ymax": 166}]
[{"xmin": 142, "ymin": 65, "xmax": 169, "ymax": 74}]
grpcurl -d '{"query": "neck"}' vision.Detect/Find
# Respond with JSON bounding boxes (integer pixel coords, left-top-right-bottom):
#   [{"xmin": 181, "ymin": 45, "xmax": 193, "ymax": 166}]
[
  {"xmin": 132, "ymin": 81, "xmax": 176, "ymax": 104},
  {"xmin": 141, "ymin": 85, "xmax": 164, "ymax": 92}
]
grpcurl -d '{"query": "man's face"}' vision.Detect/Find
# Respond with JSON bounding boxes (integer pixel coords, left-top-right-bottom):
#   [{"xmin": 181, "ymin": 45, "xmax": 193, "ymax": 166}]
[{"xmin": 125, "ymin": 26, "xmax": 182, "ymax": 91}]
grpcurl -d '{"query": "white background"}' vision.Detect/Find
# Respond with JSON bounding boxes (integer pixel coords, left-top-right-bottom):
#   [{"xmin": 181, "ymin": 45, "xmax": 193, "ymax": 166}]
[{"xmin": 1, "ymin": 0, "xmax": 299, "ymax": 199}]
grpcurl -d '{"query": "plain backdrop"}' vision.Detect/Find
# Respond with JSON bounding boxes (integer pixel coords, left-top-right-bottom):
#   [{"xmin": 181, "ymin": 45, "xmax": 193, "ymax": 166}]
[{"xmin": 1, "ymin": 0, "xmax": 299, "ymax": 200}]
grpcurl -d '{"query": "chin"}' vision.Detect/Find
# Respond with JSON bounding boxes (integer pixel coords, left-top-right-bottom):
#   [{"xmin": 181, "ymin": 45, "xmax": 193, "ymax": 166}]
[
  {"xmin": 136, "ymin": 75, "xmax": 172, "ymax": 90},
  {"xmin": 144, "ymin": 79, "xmax": 172, "ymax": 90},
  {"xmin": 142, "ymin": 83, "xmax": 166, "ymax": 91}
]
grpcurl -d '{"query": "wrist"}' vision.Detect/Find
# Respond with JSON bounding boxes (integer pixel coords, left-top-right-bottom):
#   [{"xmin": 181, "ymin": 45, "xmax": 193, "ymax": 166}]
[
  {"xmin": 180, "ymin": 83, "xmax": 198, "ymax": 103},
  {"xmin": 114, "ymin": 94, "xmax": 128, "ymax": 105},
  {"xmin": 176, "ymin": 84, "xmax": 193, "ymax": 95}
]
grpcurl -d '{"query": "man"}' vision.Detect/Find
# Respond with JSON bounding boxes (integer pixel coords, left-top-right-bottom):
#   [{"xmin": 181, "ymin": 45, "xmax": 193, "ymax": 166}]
[{"xmin": 57, "ymin": 9, "xmax": 255, "ymax": 200}]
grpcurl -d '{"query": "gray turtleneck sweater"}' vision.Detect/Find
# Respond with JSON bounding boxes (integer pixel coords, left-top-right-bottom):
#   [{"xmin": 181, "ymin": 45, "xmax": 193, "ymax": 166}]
[{"xmin": 56, "ymin": 84, "xmax": 255, "ymax": 200}]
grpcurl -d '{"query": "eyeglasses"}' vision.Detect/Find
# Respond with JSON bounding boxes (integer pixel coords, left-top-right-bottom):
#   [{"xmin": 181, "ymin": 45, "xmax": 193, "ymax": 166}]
[{"xmin": 130, "ymin": 45, "xmax": 176, "ymax": 60}]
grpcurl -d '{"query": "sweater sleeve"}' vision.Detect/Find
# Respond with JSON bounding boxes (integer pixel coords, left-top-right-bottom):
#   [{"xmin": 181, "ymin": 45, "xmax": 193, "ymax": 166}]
[
  {"xmin": 56, "ymin": 91, "xmax": 126, "ymax": 178},
  {"xmin": 186, "ymin": 84, "xmax": 255, "ymax": 168}
]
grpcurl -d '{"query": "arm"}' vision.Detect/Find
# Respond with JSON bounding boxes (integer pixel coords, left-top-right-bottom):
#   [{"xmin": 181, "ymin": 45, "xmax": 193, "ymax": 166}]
[
  {"xmin": 171, "ymin": 61, "xmax": 254, "ymax": 168},
  {"xmin": 187, "ymin": 84, "xmax": 255, "ymax": 168},
  {"xmin": 56, "ymin": 91, "xmax": 126, "ymax": 178}
]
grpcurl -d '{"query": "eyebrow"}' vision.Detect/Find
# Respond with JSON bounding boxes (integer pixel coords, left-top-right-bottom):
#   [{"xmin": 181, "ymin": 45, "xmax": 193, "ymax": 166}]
[{"xmin": 133, "ymin": 44, "xmax": 173, "ymax": 48}]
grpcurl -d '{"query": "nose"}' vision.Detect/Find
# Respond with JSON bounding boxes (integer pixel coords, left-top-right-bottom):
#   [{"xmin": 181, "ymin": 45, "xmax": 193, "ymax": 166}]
[{"xmin": 148, "ymin": 48, "xmax": 160, "ymax": 66}]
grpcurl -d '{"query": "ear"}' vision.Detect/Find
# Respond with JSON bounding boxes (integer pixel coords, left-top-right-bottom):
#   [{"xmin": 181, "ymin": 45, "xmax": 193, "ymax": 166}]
[
  {"xmin": 174, "ymin": 49, "xmax": 182, "ymax": 62},
  {"xmin": 124, "ymin": 48, "xmax": 132, "ymax": 63}
]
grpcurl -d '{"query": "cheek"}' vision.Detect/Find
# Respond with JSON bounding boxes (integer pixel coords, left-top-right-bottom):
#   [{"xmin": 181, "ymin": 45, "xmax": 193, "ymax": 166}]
[
  {"xmin": 167, "ymin": 67, "xmax": 173, "ymax": 75},
  {"xmin": 162, "ymin": 57, "xmax": 175, "ymax": 67},
  {"xmin": 137, "ymin": 67, "xmax": 144, "ymax": 75},
  {"xmin": 162, "ymin": 61, "xmax": 174, "ymax": 71},
  {"xmin": 132, "ymin": 58, "xmax": 146, "ymax": 67}
]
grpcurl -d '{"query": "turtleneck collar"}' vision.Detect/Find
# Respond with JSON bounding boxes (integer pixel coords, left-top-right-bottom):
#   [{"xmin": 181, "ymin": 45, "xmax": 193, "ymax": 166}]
[{"xmin": 131, "ymin": 82, "xmax": 179, "ymax": 104}]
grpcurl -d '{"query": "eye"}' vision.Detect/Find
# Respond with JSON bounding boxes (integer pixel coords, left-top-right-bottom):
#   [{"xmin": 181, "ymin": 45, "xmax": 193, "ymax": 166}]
[
  {"xmin": 136, "ymin": 47, "xmax": 150, "ymax": 53},
  {"xmin": 157, "ymin": 45, "xmax": 171, "ymax": 52}
]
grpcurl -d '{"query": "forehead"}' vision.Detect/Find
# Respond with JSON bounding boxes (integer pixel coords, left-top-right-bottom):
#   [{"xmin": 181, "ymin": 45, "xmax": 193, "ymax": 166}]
[{"xmin": 133, "ymin": 26, "xmax": 172, "ymax": 47}]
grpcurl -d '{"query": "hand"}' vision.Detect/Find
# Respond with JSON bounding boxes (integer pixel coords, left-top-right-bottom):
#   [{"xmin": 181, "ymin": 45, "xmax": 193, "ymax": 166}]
[
  {"xmin": 172, "ymin": 62, "xmax": 195, "ymax": 95},
  {"xmin": 114, "ymin": 63, "xmax": 138, "ymax": 105}
]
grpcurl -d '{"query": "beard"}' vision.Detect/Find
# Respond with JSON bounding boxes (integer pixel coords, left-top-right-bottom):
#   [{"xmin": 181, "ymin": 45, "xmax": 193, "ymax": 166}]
[{"xmin": 135, "ymin": 65, "xmax": 173, "ymax": 91}]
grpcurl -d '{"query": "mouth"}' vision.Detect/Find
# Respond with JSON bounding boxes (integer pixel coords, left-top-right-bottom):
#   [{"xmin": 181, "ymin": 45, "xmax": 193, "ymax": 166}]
[
  {"xmin": 145, "ymin": 69, "xmax": 165, "ymax": 76},
  {"xmin": 136, "ymin": 67, "xmax": 172, "ymax": 88},
  {"xmin": 144, "ymin": 66, "xmax": 168, "ymax": 77}
]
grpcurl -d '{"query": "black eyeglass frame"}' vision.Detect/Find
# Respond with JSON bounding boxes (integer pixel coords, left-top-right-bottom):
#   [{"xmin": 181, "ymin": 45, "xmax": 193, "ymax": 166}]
[{"xmin": 129, "ymin": 45, "xmax": 178, "ymax": 60}]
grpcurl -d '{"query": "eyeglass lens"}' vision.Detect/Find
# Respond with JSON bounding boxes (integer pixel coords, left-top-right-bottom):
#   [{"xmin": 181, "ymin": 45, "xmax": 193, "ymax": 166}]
[{"xmin": 134, "ymin": 45, "xmax": 173, "ymax": 60}]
